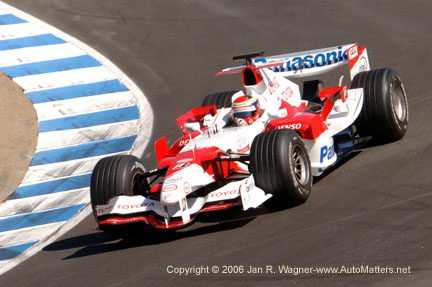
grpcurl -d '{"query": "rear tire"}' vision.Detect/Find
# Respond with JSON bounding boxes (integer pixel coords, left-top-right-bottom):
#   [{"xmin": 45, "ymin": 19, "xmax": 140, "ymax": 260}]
[
  {"xmin": 250, "ymin": 129, "xmax": 312, "ymax": 208},
  {"xmin": 90, "ymin": 155, "xmax": 147, "ymax": 235},
  {"xmin": 351, "ymin": 68, "xmax": 408, "ymax": 142},
  {"xmin": 202, "ymin": 91, "xmax": 238, "ymax": 109}
]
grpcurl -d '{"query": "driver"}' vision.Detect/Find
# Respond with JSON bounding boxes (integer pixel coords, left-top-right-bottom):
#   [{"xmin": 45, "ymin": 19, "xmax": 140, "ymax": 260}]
[{"xmin": 231, "ymin": 93, "xmax": 262, "ymax": 126}]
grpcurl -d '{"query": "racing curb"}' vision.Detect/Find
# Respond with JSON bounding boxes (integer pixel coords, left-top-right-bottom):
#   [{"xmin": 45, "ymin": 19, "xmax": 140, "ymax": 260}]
[{"xmin": 0, "ymin": 1, "xmax": 153, "ymax": 274}]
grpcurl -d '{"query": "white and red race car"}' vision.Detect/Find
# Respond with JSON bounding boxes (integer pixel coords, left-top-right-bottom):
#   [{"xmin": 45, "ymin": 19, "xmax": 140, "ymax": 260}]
[{"xmin": 90, "ymin": 43, "xmax": 408, "ymax": 233}]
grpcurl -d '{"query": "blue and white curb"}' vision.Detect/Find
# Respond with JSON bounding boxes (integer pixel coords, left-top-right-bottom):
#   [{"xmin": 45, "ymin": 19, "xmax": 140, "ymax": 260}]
[{"xmin": 0, "ymin": 2, "xmax": 153, "ymax": 274}]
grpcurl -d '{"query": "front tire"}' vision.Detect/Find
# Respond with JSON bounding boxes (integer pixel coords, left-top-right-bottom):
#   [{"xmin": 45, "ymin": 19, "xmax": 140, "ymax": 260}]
[
  {"xmin": 250, "ymin": 129, "xmax": 312, "ymax": 208},
  {"xmin": 351, "ymin": 68, "xmax": 408, "ymax": 142},
  {"xmin": 90, "ymin": 155, "xmax": 147, "ymax": 234}
]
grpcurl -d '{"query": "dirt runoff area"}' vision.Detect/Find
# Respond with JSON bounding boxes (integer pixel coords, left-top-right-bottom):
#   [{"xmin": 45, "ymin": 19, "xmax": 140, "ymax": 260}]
[{"xmin": 0, "ymin": 72, "xmax": 37, "ymax": 201}]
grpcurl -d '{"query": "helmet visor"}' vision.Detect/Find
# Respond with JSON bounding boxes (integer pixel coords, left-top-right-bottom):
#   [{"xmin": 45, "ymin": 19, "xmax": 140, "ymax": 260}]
[{"xmin": 234, "ymin": 110, "xmax": 255, "ymax": 119}]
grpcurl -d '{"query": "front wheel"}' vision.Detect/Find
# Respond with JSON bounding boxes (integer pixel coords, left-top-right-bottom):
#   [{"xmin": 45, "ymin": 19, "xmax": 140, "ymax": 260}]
[
  {"xmin": 249, "ymin": 129, "xmax": 312, "ymax": 208},
  {"xmin": 351, "ymin": 68, "xmax": 408, "ymax": 142},
  {"xmin": 90, "ymin": 155, "xmax": 147, "ymax": 235}
]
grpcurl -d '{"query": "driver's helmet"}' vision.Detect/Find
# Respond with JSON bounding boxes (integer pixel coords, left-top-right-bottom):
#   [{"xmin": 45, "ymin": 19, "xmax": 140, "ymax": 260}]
[{"xmin": 231, "ymin": 94, "xmax": 261, "ymax": 126}]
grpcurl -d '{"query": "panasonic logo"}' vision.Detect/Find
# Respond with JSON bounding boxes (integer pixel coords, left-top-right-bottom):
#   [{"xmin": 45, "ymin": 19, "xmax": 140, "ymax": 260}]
[{"xmin": 254, "ymin": 46, "xmax": 348, "ymax": 72}]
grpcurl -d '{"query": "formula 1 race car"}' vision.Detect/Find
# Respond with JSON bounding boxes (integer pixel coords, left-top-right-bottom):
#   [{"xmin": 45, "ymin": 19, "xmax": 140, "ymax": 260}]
[{"xmin": 90, "ymin": 43, "xmax": 408, "ymax": 233}]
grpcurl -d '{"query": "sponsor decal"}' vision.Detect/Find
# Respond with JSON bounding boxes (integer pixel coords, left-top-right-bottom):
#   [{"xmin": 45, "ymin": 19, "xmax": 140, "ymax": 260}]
[
  {"xmin": 277, "ymin": 123, "xmax": 302, "ymax": 130},
  {"xmin": 164, "ymin": 176, "xmax": 182, "ymax": 184},
  {"xmin": 268, "ymin": 77, "xmax": 280, "ymax": 94},
  {"xmin": 254, "ymin": 46, "xmax": 348, "ymax": 72},
  {"xmin": 237, "ymin": 136, "xmax": 250, "ymax": 153},
  {"xmin": 349, "ymin": 46, "xmax": 358, "ymax": 59},
  {"xmin": 178, "ymin": 139, "xmax": 191, "ymax": 147},
  {"xmin": 116, "ymin": 202, "xmax": 155, "ymax": 210},
  {"xmin": 162, "ymin": 184, "xmax": 177, "ymax": 192},
  {"xmin": 320, "ymin": 144, "xmax": 335, "ymax": 163},
  {"xmin": 359, "ymin": 57, "xmax": 368, "ymax": 71},
  {"xmin": 208, "ymin": 189, "xmax": 238, "ymax": 198},
  {"xmin": 237, "ymin": 144, "xmax": 250, "ymax": 153},
  {"xmin": 96, "ymin": 201, "xmax": 155, "ymax": 215},
  {"xmin": 281, "ymin": 87, "xmax": 294, "ymax": 101}
]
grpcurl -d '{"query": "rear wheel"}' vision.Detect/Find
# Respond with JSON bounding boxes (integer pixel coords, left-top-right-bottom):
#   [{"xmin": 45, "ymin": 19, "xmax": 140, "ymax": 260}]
[
  {"xmin": 202, "ymin": 90, "xmax": 238, "ymax": 109},
  {"xmin": 250, "ymin": 129, "xmax": 312, "ymax": 208},
  {"xmin": 351, "ymin": 68, "xmax": 408, "ymax": 142},
  {"xmin": 90, "ymin": 155, "xmax": 147, "ymax": 235}
]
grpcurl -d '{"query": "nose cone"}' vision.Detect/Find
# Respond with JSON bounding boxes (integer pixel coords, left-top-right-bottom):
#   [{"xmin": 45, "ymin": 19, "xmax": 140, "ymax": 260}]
[
  {"xmin": 160, "ymin": 163, "xmax": 214, "ymax": 205},
  {"xmin": 160, "ymin": 181, "xmax": 185, "ymax": 204}
]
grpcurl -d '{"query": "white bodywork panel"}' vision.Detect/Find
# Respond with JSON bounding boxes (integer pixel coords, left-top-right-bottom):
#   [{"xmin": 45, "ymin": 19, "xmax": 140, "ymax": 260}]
[
  {"xmin": 326, "ymin": 88, "xmax": 364, "ymax": 136},
  {"xmin": 305, "ymin": 88, "xmax": 364, "ymax": 176}
]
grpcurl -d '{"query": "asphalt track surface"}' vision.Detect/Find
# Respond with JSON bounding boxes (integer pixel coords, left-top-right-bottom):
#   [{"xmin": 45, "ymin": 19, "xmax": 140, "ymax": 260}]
[{"xmin": 1, "ymin": 1, "xmax": 431, "ymax": 286}]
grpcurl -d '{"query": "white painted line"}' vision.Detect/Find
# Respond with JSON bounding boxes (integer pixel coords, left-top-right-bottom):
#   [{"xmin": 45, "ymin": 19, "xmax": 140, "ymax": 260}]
[
  {"xmin": 22, "ymin": 151, "xmax": 128, "ymax": 184},
  {"xmin": 16, "ymin": 172, "xmax": 90, "ymax": 190},
  {"xmin": 0, "ymin": 188, "xmax": 89, "ymax": 218},
  {"xmin": 36, "ymin": 120, "xmax": 140, "ymax": 150},
  {"xmin": 0, "ymin": 22, "xmax": 45, "ymax": 40},
  {"xmin": 0, "ymin": 43, "xmax": 86, "ymax": 67},
  {"xmin": 13, "ymin": 66, "xmax": 116, "ymax": 92},
  {"xmin": 34, "ymin": 91, "xmax": 136, "ymax": 120}
]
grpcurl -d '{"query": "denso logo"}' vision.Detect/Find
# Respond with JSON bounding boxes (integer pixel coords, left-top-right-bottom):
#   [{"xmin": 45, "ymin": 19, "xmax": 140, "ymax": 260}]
[
  {"xmin": 254, "ymin": 46, "xmax": 348, "ymax": 72},
  {"xmin": 320, "ymin": 144, "xmax": 335, "ymax": 163},
  {"xmin": 277, "ymin": 123, "xmax": 302, "ymax": 130}
]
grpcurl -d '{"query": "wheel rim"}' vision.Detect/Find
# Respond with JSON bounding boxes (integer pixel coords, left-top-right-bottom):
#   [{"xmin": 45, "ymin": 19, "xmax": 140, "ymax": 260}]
[
  {"xmin": 392, "ymin": 83, "xmax": 407, "ymax": 122},
  {"xmin": 132, "ymin": 171, "xmax": 143, "ymax": 195},
  {"xmin": 292, "ymin": 146, "xmax": 308, "ymax": 185}
]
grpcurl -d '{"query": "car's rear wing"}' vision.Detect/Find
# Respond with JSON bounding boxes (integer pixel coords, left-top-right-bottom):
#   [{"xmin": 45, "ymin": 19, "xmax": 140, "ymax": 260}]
[{"xmin": 218, "ymin": 44, "xmax": 370, "ymax": 81}]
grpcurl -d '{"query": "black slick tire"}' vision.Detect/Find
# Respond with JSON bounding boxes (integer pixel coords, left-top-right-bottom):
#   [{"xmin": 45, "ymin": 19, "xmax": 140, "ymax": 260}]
[
  {"xmin": 250, "ymin": 129, "xmax": 312, "ymax": 208},
  {"xmin": 351, "ymin": 68, "xmax": 408, "ymax": 142},
  {"xmin": 90, "ymin": 155, "xmax": 147, "ymax": 234}
]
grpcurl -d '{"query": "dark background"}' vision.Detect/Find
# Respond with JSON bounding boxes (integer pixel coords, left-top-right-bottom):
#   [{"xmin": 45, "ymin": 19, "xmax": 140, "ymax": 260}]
[{"xmin": 1, "ymin": 1, "xmax": 431, "ymax": 286}]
